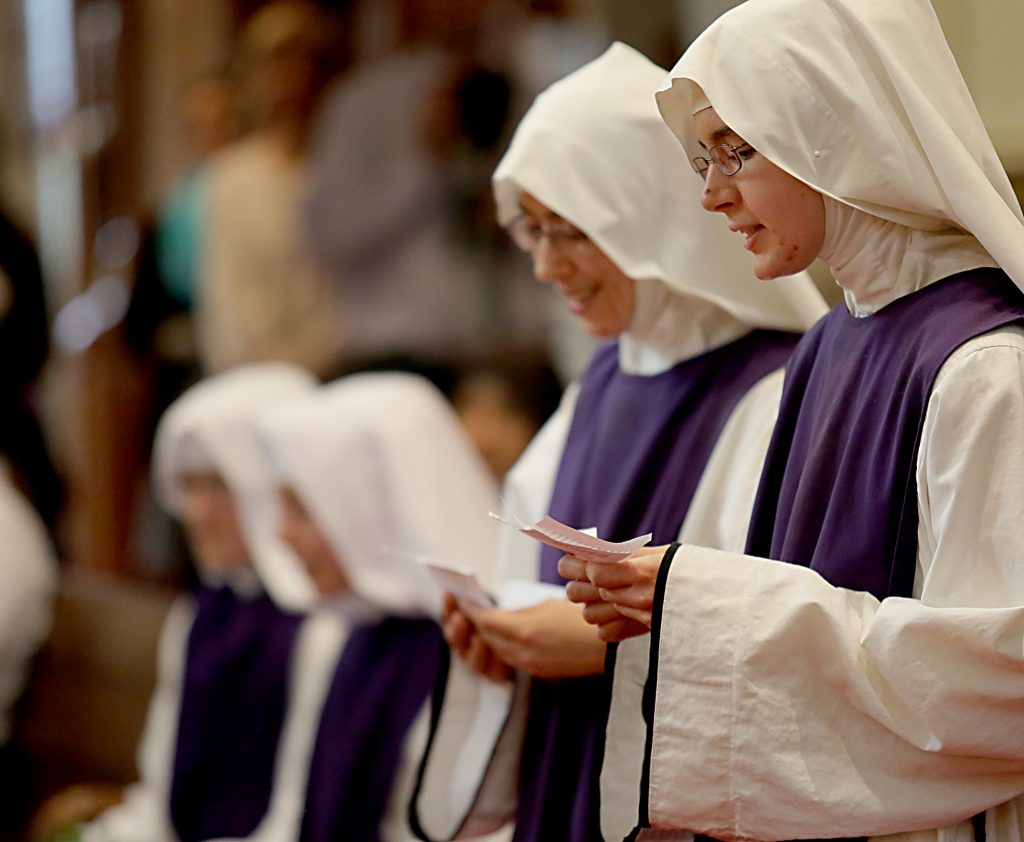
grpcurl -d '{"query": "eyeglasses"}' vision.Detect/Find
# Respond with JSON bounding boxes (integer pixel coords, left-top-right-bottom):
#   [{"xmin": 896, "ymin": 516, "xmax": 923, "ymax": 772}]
[
  {"xmin": 506, "ymin": 215, "xmax": 594, "ymax": 257},
  {"xmin": 690, "ymin": 143, "xmax": 755, "ymax": 179}
]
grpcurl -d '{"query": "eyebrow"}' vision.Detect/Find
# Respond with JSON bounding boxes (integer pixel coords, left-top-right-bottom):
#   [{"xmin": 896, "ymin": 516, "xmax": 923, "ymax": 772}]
[{"xmin": 698, "ymin": 124, "xmax": 742, "ymax": 150}]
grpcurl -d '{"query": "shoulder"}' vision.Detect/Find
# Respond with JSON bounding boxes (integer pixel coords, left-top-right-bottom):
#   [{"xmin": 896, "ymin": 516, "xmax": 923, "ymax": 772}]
[{"xmin": 933, "ymin": 323, "xmax": 1024, "ymax": 393}]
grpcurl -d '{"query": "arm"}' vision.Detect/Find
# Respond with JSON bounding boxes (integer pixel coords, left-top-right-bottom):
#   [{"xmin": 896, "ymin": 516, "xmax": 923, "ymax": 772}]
[{"xmin": 613, "ymin": 332, "xmax": 1024, "ymax": 839}]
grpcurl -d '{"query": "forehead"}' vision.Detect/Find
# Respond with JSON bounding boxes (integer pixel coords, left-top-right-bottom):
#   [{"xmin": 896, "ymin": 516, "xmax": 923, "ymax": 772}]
[
  {"xmin": 518, "ymin": 192, "xmax": 567, "ymax": 223},
  {"xmin": 692, "ymin": 107, "xmax": 747, "ymax": 148}
]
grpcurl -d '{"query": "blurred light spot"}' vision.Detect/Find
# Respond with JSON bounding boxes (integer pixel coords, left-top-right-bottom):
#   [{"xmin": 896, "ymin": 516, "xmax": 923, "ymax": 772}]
[
  {"xmin": 94, "ymin": 217, "xmax": 140, "ymax": 270},
  {"xmin": 24, "ymin": 0, "xmax": 78, "ymax": 131},
  {"xmin": 53, "ymin": 275, "xmax": 130, "ymax": 354}
]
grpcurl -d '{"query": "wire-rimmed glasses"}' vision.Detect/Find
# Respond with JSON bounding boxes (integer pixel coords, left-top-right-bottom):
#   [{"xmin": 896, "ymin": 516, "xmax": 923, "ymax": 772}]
[
  {"xmin": 506, "ymin": 215, "xmax": 594, "ymax": 258},
  {"xmin": 690, "ymin": 143, "xmax": 755, "ymax": 179}
]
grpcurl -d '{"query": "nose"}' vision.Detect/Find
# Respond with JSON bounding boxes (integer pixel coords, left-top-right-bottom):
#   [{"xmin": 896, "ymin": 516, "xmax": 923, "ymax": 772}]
[
  {"xmin": 530, "ymin": 236, "xmax": 574, "ymax": 284},
  {"xmin": 700, "ymin": 165, "xmax": 736, "ymax": 214}
]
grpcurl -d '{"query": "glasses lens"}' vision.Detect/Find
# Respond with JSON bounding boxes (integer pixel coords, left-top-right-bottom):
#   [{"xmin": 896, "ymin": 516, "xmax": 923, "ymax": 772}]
[
  {"xmin": 691, "ymin": 156, "xmax": 710, "ymax": 179},
  {"xmin": 710, "ymin": 145, "xmax": 741, "ymax": 176},
  {"xmin": 508, "ymin": 218, "xmax": 539, "ymax": 252}
]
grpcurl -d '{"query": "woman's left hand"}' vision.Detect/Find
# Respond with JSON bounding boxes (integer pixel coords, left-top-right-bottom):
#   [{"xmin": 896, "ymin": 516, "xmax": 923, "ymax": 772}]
[
  {"xmin": 457, "ymin": 598, "xmax": 606, "ymax": 679},
  {"xmin": 559, "ymin": 545, "xmax": 670, "ymax": 630}
]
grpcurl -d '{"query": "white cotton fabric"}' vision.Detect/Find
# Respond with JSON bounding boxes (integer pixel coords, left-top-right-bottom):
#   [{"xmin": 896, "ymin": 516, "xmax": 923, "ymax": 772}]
[
  {"xmin": 492, "ymin": 41, "xmax": 827, "ymax": 355},
  {"xmin": 654, "ymin": 0, "xmax": 1024, "ymax": 295},
  {"xmin": 255, "ymin": 372, "xmax": 500, "ymax": 618},
  {"xmin": 623, "ymin": 1, "xmax": 1024, "ymax": 839},
  {"xmin": 151, "ymin": 362, "xmax": 318, "ymax": 601},
  {"xmin": 0, "ymin": 473, "xmax": 57, "ymax": 746}
]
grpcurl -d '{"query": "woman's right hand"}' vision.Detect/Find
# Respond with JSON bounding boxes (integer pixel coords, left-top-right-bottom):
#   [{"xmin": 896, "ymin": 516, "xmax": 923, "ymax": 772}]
[{"xmin": 442, "ymin": 593, "xmax": 513, "ymax": 683}]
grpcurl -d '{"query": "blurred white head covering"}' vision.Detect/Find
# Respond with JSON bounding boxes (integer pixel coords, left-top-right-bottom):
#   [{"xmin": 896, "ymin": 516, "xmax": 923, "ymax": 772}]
[
  {"xmin": 492, "ymin": 41, "xmax": 828, "ymax": 339},
  {"xmin": 655, "ymin": 0, "xmax": 1024, "ymax": 295},
  {"xmin": 152, "ymin": 363, "xmax": 319, "ymax": 588},
  {"xmin": 256, "ymin": 373, "xmax": 501, "ymax": 618}
]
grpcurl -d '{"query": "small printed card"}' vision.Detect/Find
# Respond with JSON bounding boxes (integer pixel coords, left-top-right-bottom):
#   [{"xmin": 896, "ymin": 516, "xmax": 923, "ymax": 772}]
[
  {"xmin": 488, "ymin": 511, "xmax": 651, "ymax": 563},
  {"xmin": 419, "ymin": 558, "xmax": 494, "ymax": 608},
  {"xmin": 381, "ymin": 546, "xmax": 494, "ymax": 608}
]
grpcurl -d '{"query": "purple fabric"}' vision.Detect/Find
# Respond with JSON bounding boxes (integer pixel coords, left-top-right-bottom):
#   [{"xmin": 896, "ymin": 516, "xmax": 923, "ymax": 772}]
[
  {"xmin": 300, "ymin": 617, "xmax": 444, "ymax": 842},
  {"xmin": 727, "ymin": 268, "xmax": 1024, "ymax": 842},
  {"xmin": 517, "ymin": 330, "xmax": 800, "ymax": 842},
  {"xmin": 170, "ymin": 585, "xmax": 303, "ymax": 842},
  {"xmin": 748, "ymin": 269, "xmax": 1024, "ymax": 595}
]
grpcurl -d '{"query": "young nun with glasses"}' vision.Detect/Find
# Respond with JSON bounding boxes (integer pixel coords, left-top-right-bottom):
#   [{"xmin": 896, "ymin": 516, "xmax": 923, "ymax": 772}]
[
  {"xmin": 410, "ymin": 43, "xmax": 827, "ymax": 842},
  {"xmin": 84, "ymin": 364, "xmax": 317, "ymax": 842},
  {"xmin": 561, "ymin": 2, "xmax": 1024, "ymax": 840},
  {"xmin": 238, "ymin": 372, "xmax": 500, "ymax": 842}
]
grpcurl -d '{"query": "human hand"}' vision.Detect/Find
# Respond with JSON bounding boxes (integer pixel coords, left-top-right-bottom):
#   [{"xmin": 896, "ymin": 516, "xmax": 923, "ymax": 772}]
[
  {"xmin": 563, "ymin": 578, "xmax": 651, "ymax": 642},
  {"xmin": 458, "ymin": 597, "xmax": 606, "ymax": 679},
  {"xmin": 560, "ymin": 545, "xmax": 670, "ymax": 631},
  {"xmin": 442, "ymin": 593, "xmax": 512, "ymax": 683}
]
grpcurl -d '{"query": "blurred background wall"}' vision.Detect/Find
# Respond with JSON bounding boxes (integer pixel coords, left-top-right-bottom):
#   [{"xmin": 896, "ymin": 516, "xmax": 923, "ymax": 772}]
[{"xmin": 0, "ymin": 0, "xmax": 1020, "ymax": 578}]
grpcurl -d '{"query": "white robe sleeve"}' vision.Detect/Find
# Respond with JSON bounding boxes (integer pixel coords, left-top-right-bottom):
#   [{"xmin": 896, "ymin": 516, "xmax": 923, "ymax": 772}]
[
  {"xmin": 82, "ymin": 597, "xmax": 195, "ymax": 842},
  {"xmin": 410, "ymin": 387, "xmax": 578, "ymax": 841},
  {"xmin": 640, "ymin": 327, "xmax": 1024, "ymax": 842},
  {"xmin": 600, "ymin": 369, "xmax": 785, "ymax": 842}
]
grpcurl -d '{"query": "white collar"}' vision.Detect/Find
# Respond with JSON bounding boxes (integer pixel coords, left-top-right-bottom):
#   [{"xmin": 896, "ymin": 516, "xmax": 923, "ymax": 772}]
[
  {"xmin": 820, "ymin": 197, "xmax": 999, "ymax": 318},
  {"xmin": 619, "ymin": 280, "xmax": 750, "ymax": 375}
]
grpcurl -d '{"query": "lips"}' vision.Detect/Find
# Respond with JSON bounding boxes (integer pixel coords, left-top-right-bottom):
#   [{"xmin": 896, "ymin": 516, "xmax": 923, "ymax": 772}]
[
  {"xmin": 558, "ymin": 286, "xmax": 598, "ymax": 314},
  {"xmin": 729, "ymin": 222, "xmax": 764, "ymax": 252}
]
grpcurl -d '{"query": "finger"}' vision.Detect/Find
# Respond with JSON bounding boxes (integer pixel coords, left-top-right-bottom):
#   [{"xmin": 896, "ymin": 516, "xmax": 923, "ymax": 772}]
[
  {"xmin": 466, "ymin": 634, "xmax": 493, "ymax": 676},
  {"xmin": 443, "ymin": 611, "xmax": 471, "ymax": 653},
  {"xmin": 565, "ymin": 580, "xmax": 602, "ymax": 604},
  {"xmin": 585, "ymin": 561, "xmax": 644, "ymax": 590},
  {"xmin": 606, "ymin": 601, "xmax": 651, "ymax": 627},
  {"xmin": 457, "ymin": 597, "xmax": 486, "ymax": 625},
  {"xmin": 482, "ymin": 652, "xmax": 513, "ymax": 683},
  {"xmin": 598, "ymin": 584, "xmax": 654, "ymax": 611},
  {"xmin": 477, "ymin": 632, "xmax": 520, "ymax": 669},
  {"xmin": 596, "ymin": 617, "xmax": 649, "ymax": 643},
  {"xmin": 463, "ymin": 605, "xmax": 512, "ymax": 639},
  {"xmin": 557, "ymin": 554, "xmax": 588, "ymax": 582},
  {"xmin": 442, "ymin": 592, "xmax": 459, "ymax": 621},
  {"xmin": 581, "ymin": 600, "xmax": 621, "ymax": 626}
]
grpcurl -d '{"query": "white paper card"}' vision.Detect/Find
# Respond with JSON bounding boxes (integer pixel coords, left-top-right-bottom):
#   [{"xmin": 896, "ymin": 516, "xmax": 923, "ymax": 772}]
[
  {"xmin": 489, "ymin": 511, "xmax": 651, "ymax": 563},
  {"xmin": 382, "ymin": 546, "xmax": 494, "ymax": 608}
]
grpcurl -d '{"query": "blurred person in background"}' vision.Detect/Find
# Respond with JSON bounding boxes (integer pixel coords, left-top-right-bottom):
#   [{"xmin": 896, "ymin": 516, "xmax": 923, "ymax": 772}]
[
  {"xmin": 450, "ymin": 352, "xmax": 563, "ymax": 482},
  {"xmin": 78, "ymin": 364, "xmax": 316, "ymax": 842},
  {"xmin": 304, "ymin": 0, "xmax": 605, "ymax": 389},
  {"xmin": 248, "ymin": 372, "xmax": 500, "ymax": 841},
  {"xmin": 197, "ymin": 0, "xmax": 351, "ymax": 380},
  {"xmin": 125, "ymin": 72, "xmax": 239, "ymax": 424},
  {"xmin": 0, "ymin": 208, "xmax": 63, "ymax": 532},
  {"xmin": 0, "ymin": 468, "xmax": 58, "ymax": 839}
]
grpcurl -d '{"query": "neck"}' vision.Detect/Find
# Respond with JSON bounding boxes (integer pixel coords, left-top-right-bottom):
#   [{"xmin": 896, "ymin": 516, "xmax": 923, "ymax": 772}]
[
  {"xmin": 820, "ymin": 196, "xmax": 997, "ymax": 317},
  {"xmin": 618, "ymin": 279, "xmax": 749, "ymax": 375}
]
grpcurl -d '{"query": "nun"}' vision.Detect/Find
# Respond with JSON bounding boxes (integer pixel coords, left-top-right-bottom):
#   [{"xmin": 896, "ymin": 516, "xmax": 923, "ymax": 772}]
[
  {"xmin": 241, "ymin": 372, "xmax": 501, "ymax": 842},
  {"xmin": 84, "ymin": 363, "xmax": 317, "ymax": 842},
  {"xmin": 562, "ymin": 2, "xmax": 1024, "ymax": 840},
  {"xmin": 411, "ymin": 44, "xmax": 827, "ymax": 842}
]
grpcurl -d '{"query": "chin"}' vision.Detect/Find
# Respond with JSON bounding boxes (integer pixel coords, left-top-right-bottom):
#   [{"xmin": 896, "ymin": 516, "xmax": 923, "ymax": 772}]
[{"xmin": 754, "ymin": 255, "xmax": 811, "ymax": 282}]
